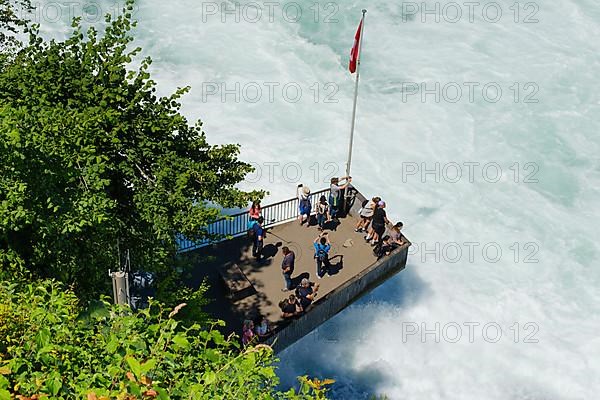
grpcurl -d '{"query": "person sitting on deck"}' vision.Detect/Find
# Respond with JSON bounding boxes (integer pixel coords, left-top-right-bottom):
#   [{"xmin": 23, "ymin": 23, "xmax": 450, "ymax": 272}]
[
  {"xmin": 255, "ymin": 316, "xmax": 271, "ymax": 339},
  {"xmin": 249, "ymin": 200, "xmax": 261, "ymax": 221},
  {"xmin": 280, "ymin": 294, "xmax": 303, "ymax": 319},
  {"xmin": 295, "ymin": 278, "xmax": 320, "ymax": 310},
  {"xmin": 313, "ymin": 232, "xmax": 331, "ymax": 279},
  {"xmin": 389, "ymin": 221, "xmax": 408, "ymax": 246},
  {"xmin": 316, "ymin": 195, "xmax": 329, "ymax": 231},
  {"xmin": 297, "ymin": 184, "xmax": 312, "ymax": 227},
  {"xmin": 373, "ymin": 235, "xmax": 397, "ymax": 259},
  {"xmin": 329, "ymin": 176, "xmax": 352, "ymax": 221},
  {"xmin": 252, "ymin": 216, "xmax": 265, "ymax": 260},
  {"xmin": 281, "ymin": 246, "xmax": 295, "ymax": 291},
  {"xmin": 242, "ymin": 319, "xmax": 255, "ymax": 346}
]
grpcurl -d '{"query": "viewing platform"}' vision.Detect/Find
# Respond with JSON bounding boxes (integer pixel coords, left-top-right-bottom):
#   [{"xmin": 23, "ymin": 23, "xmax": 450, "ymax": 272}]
[{"xmin": 178, "ymin": 186, "xmax": 410, "ymax": 352}]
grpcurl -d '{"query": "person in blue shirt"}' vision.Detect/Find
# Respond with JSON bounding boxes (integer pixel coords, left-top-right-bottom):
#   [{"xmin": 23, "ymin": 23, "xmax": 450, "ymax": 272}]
[
  {"xmin": 252, "ymin": 216, "xmax": 265, "ymax": 260},
  {"xmin": 313, "ymin": 232, "xmax": 331, "ymax": 279}
]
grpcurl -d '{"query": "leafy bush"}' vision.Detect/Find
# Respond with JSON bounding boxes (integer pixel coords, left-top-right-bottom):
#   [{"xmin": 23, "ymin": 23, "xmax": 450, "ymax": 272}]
[
  {"xmin": 0, "ymin": 0, "xmax": 262, "ymax": 298},
  {"xmin": 0, "ymin": 279, "xmax": 332, "ymax": 399}
]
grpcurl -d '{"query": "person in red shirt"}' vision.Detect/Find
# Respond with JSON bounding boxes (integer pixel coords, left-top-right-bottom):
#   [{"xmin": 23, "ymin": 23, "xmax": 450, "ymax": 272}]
[{"xmin": 249, "ymin": 200, "xmax": 261, "ymax": 221}]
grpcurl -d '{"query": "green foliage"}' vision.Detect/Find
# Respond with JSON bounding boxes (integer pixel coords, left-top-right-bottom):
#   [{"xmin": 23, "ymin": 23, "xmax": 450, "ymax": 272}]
[
  {"xmin": 0, "ymin": 0, "xmax": 262, "ymax": 298},
  {"xmin": 0, "ymin": 278, "xmax": 332, "ymax": 399},
  {"xmin": 154, "ymin": 252, "xmax": 223, "ymax": 326}
]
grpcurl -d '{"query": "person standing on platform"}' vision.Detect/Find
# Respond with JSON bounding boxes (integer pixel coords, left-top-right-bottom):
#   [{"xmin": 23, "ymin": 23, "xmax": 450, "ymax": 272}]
[
  {"xmin": 247, "ymin": 200, "xmax": 262, "ymax": 231},
  {"xmin": 355, "ymin": 196, "xmax": 379, "ymax": 232},
  {"xmin": 313, "ymin": 232, "xmax": 331, "ymax": 279},
  {"xmin": 329, "ymin": 176, "xmax": 352, "ymax": 221},
  {"xmin": 252, "ymin": 216, "xmax": 265, "ymax": 260},
  {"xmin": 249, "ymin": 200, "xmax": 261, "ymax": 221},
  {"xmin": 281, "ymin": 246, "xmax": 295, "ymax": 291},
  {"xmin": 316, "ymin": 195, "xmax": 329, "ymax": 231},
  {"xmin": 366, "ymin": 200, "xmax": 390, "ymax": 245},
  {"xmin": 297, "ymin": 184, "xmax": 312, "ymax": 227}
]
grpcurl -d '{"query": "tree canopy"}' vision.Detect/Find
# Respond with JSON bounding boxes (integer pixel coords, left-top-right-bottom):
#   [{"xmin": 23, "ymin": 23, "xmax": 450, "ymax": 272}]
[{"xmin": 0, "ymin": 0, "xmax": 260, "ymax": 297}]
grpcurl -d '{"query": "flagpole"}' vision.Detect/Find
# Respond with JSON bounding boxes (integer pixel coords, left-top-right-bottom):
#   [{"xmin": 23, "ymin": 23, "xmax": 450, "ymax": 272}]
[{"xmin": 346, "ymin": 9, "xmax": 366, "ymax": 178}]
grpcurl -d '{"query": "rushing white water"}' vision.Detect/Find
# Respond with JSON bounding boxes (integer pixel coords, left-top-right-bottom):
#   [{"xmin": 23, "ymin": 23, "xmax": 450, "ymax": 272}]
[{"xmin": 31, "ymin": 0, "xmax": 600, "ymax": 398}]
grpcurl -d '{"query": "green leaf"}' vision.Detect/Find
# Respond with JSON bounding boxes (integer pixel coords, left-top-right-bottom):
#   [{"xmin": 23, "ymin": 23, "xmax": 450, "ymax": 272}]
[
  {"xmin": 140, "ymin": 358, "xmax": 156, "ymax": 375},
  {"xmin": 35, "ymin": 327, "xmax": 51, "ymax": 348},
  {"xmin": 172, "ymin": 333, "xmax": 189, "ymax": 350},
  {"xmin": 46, "ymin": 375, "xmax": 62, "ymax": 396},
  {"xmin": 126, "ymin": 356, "xmax": 142, "ymax": 378},
  {"xmin": 203, "ymin": 371, "xmax": 216, "ymax": 385}
]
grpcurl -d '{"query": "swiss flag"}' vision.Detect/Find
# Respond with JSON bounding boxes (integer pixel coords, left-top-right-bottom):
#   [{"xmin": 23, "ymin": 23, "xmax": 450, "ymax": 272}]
[{"xmin": 348, "ymin": 20, "xmax": 363, "ymax": 73}]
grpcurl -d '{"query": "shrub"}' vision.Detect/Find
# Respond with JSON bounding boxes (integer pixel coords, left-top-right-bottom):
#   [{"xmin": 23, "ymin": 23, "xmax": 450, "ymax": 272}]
[{"xmin": 0, "ymin": 279, "xmax": 331, "ymax": 399}]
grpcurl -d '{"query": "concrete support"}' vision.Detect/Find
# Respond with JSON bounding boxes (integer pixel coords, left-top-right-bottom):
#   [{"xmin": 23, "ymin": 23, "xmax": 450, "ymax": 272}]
[{"xmin": 111, "ymin": 271, "xmax": 130, "ymax": 306}]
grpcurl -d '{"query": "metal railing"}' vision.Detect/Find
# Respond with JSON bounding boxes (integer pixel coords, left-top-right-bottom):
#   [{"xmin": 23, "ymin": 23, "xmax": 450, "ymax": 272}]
[{"xmin": 177, "ymin": 188, "xmax": 331, "ymax": 253}]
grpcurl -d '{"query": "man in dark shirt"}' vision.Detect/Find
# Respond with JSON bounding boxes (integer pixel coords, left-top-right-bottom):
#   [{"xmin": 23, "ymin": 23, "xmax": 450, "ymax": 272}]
[
  {"xmin": 281, "ymin": 246, "xmax": 295, "ymax": 291},
  {"xmin": 252, "ymin": 216, "xmax": 265, "ymax": 260},
  {"xmin": 367, "ymin": 201, "xmax": 390, "ymax": 245},
  {"xmin": 281, "ymin": 294, "xmax": 302, "ymax": 318},
  {"xmin": 295, "ymin": 278, "xmax": 320, "ymax": 310}
]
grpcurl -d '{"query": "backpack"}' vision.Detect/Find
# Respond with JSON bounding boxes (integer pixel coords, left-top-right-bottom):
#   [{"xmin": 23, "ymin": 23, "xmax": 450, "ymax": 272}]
[
  {"xmin": 373, "ymin": 243, "xmax": 392, "ymax": 259},
  {"xmin": 317, "ymin": 202, "xmax": 328, "ymax": 215},
  {"xmin": 299, "ymin": 198, "xmax": 311, "ymax": 213},
  {"xmin": 315, "ymin": 245, "xmax": 328, "ymax": 260}
]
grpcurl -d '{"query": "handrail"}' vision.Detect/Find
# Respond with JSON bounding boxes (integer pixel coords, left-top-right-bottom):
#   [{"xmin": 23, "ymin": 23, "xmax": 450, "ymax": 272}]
[{"xmin": 177, "ymin": 188, "xmax": 331, "ymax": 253}]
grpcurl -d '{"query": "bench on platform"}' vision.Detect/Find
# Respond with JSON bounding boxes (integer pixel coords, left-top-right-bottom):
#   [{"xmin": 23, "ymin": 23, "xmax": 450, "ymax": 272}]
[{"xmin": 218, "ymin": 263, "xmax": 256, "ymax": 301}]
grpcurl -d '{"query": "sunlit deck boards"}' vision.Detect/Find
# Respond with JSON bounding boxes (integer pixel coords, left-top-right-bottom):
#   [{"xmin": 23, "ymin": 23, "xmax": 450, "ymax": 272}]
[{"xmin": 183, "ymin": 190, "xmax": 409, "ymax": 351}]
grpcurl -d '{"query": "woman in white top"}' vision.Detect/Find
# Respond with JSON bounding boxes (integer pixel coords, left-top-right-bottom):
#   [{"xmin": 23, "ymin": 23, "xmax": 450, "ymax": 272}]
[{"xmin": 355, "ymin": 196, "xmax": 380, "ymax": 232}]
